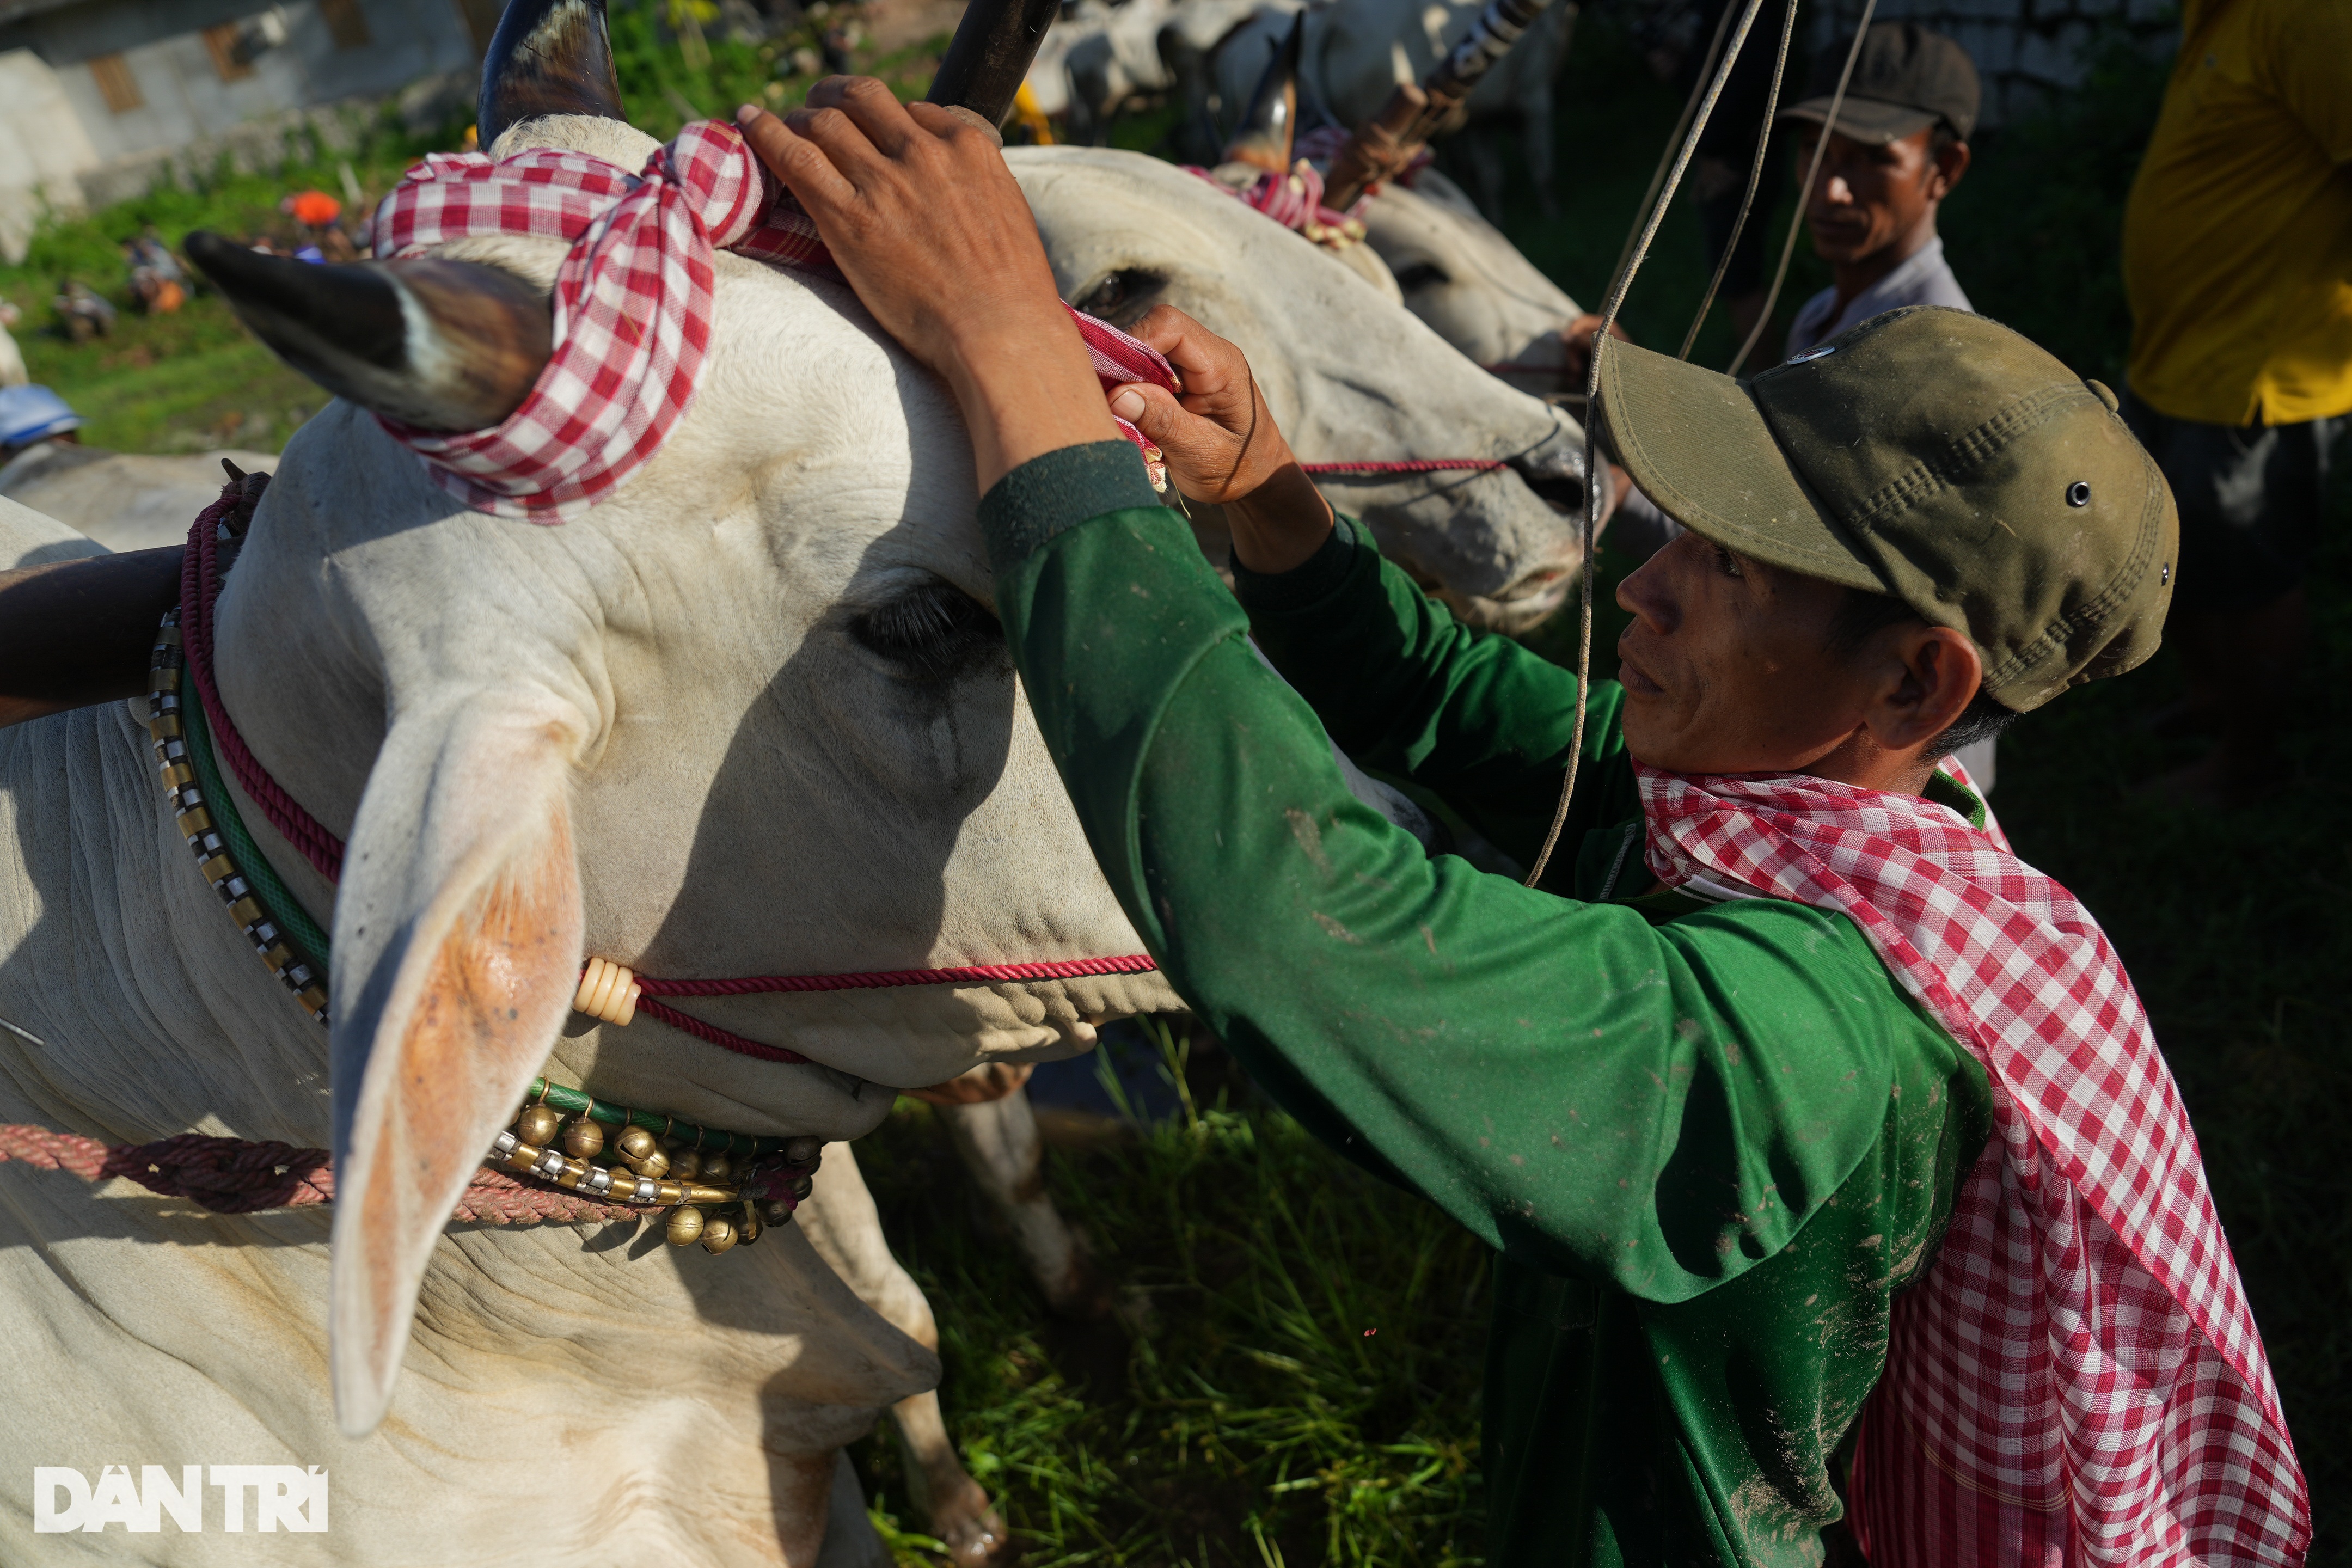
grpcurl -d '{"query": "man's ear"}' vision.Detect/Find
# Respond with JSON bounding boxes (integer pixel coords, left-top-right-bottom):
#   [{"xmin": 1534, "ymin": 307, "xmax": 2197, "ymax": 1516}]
[
  {"xmin": 1876, "ymin": 624, "xmax": 1981, "ymax": 751},
  {"xmin": 1928, "ymin": 137, "xmax": 1971, "ymax": 199},
  {"xmin": 327, "ymin": 690, "xmax": 589, "ymax": 1437}
]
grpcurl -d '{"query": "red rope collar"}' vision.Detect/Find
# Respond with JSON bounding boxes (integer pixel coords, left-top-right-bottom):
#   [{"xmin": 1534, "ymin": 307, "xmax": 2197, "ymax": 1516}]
[
  {"xmin": 181, "ymin": 489, "xmax": 1158, "ymax": 1065},
  {"xmin": 1298, "ymin": 458, "xmax": 1506, "ymax": 477}
]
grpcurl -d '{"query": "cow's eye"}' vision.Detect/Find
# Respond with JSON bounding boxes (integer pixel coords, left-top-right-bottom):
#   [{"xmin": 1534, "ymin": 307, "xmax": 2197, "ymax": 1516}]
[
  {"xmin": 851, "ymin": 581, "xmax": 1004, "ymax": 683},
  {"xmin": 1074, "ymin": 268, "xmax": 1165, "ymax": 327},
  {"xmin": 1391, "ymin": 261, "xmax": 1450, "ymax": 292}
]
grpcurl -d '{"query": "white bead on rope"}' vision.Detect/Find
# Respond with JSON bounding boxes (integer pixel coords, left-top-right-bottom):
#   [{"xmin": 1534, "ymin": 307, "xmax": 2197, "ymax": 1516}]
[{"xmin": 573, "ymin": 957, "xmax": 641, "ymax": 1027}]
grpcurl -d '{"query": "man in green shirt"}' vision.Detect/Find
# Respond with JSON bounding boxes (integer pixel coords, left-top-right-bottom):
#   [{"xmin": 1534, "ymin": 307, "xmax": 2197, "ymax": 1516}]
[{"xmin": 745, "ymin": 83, "xmax": 2302, "ymax": 1565}]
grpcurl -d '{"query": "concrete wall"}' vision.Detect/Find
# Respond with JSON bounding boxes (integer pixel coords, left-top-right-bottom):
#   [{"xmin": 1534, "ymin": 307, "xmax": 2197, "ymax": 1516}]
[
  {"xmin": 0, "ymin": 50, "xmax": 104, "ymax": 260},
  {"xmin": 0, "ymin": 0, "xmax": 478, "ymax": 256}
]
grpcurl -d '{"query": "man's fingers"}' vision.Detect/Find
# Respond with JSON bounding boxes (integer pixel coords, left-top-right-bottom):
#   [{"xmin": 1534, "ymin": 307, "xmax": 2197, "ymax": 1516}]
[
  {"xmin": 736, "ymin": 105, "xmax": 859, "ymax": 214},
  {"xmin": 1130, "ymin": 304, "xmax": 1251, "ymax": 400},
  {"xmin": 804, "ymin": 75, "xmax": 927, "ymax": 158}
]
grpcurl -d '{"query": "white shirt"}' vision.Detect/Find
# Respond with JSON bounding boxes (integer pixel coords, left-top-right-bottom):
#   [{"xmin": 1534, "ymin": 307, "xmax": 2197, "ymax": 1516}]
[{"xmin": 1785, "ymin": 236, "xmax": 1973, "ymax": 357}]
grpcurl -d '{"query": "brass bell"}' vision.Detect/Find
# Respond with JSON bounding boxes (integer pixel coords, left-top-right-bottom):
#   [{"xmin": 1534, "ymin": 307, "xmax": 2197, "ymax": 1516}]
[
  {"xmin": 633, "ymin": 1146, "xmax": 671, "ymax": 1181},
  {"xmin": 665, "ymin": 1206, "xmax": 706, "ymax": 1247},
  {"xmin": 697, "ymin": 1152, "xmax": 731, "ymax": 1184},
  {"xmin": 759, "ymin": 1199, "xmax": 797, "ymax": 1228},
  {"xmin": 783, "ymin": 1136, "xmax": 822, "ymax": 1165},
  {"xmin": 561, "ymin": 1117, "xmax": 605, "ymax": 1160},
  {"xmin": 669, "ymin": 1148, "xmax": 702, "ymax": 1182},
  {"xmin": 736, "ymin": 1202, "xmax": 762, "ymax": 1246},
  {"xmin": 615, "ymin": 1125, "xmax": 658, "ymax": 1163},
  {"xmin": 790, "ymin": 1174, "xmax": 814, "ymax": 1202},
  {"xmin": 700, "ymin": 1216, "xmax": 737, "ymax": 1255},
  {"xmin": 515, "ymin": 1105, "xmax": 562, "ymax": 1148}
]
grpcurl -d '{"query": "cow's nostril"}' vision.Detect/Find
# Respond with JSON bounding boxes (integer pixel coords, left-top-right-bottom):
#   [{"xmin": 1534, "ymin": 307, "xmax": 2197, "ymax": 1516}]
[{"xmin": 1524, "ymin": 475, "xmax": 1585, "ymax": 514}]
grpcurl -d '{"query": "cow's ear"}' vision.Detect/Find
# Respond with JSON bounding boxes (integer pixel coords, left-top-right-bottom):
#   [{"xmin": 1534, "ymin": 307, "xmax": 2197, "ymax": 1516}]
[{"xmin": 326, "ymin": 692, "xmax": 587, "ymax": 1437}]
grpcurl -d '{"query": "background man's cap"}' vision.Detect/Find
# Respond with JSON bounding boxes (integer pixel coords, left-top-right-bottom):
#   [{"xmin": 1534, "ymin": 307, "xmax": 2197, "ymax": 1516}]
[
  {"xmin": 1777, "ymin": 21, "xmax": 1981, "ymax": 144},
  {"xmin": 1595, "ymin": 307, "xmax": 2175, "ymax": 713},
  {"xmin": 0, "ymin": 384, "xmax": 83, "ymax": 448}
]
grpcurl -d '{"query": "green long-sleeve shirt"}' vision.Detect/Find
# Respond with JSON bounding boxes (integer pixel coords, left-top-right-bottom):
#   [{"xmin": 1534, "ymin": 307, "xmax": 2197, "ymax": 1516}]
[{"xmin": 979, "ymin": 444, "xmax": 1994, "ymax": 1566}]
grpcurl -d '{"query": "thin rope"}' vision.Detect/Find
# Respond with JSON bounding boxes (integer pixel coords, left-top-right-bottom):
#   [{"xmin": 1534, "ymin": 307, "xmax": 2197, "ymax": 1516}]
[
  {"xmin": 1730, "ymin": 0, "xmax": 1878, "ymax": 373},
  {"xmin": 1300, "ymin": 458, "xmax": 1508, "ymax": 476},
  {"xmin": 1522, "ymin": 0, "xmax": 1772, "ymax": 891},
  {"xmin": 1607, "ymin": 0, "xmax": 1742, "ymax": 301},
  {"xmin": 1677, "ymin": 0, "xmax": 1800, "ymax": 360},
  {"xmin": 0, "ymin": 1122, "xmax": 800, "ymax": 1223}
]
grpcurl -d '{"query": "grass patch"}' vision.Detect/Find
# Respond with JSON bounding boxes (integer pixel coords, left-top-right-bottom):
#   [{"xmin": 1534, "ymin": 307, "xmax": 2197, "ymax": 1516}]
[{"xmin": 852, "ymin": 1027, "xmax": 1488, "ymax": 1567}]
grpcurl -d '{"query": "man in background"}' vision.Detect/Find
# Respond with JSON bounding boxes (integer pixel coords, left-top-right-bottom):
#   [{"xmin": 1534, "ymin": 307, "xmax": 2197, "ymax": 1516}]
[
  {"xmin": 1779, "ymin": 21, "xmax": 1978, "ymax": 357},
  {"xmin": 2121, "ymin": 0, "xmax": 2351, "ymax": 807}
]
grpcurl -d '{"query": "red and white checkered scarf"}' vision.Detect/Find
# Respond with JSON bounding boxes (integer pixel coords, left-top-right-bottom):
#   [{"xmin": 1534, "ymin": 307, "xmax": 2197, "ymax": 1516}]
[
  {"xmin": 1636, "ymin": 762, "xmax": 2308, "ymax": 1567},
  {"xmin": 372, "ymin": 120, "xmax": 1176, "ymax": 522}
]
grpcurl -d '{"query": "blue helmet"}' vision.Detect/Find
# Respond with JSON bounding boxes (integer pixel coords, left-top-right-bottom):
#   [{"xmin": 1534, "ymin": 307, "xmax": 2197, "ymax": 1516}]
[{"xmin": 0, "ymin": 384, "xmax": 84, "ymax": 447}]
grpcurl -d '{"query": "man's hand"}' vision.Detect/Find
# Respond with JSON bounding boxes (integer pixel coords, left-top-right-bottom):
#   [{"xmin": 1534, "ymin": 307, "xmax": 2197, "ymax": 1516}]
[
  {"xmin": 1106, "ymin": 305, "xmax": 1333, "ymax": 574},
  {"xmin": 736, "ymin": 80, "xmax": 1115, "ymax": 491}
]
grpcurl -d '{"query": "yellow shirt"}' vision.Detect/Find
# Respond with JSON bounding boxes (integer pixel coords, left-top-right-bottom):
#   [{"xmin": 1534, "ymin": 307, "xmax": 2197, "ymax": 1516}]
[{"xmin": 2122, "ymin": 0, "xmax": 2352, "ymax": 425}]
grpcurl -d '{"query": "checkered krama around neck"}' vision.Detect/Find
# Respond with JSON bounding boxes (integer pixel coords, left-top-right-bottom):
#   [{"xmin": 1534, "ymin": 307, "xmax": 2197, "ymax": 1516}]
[{"xmin": 1600, "ymin": 307, "xmax": 2177, "ymax": 713}]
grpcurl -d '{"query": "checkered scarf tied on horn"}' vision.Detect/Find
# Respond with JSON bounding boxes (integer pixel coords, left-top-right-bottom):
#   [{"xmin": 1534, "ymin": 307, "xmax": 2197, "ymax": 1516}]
[
  {"xmin": 1634, "ymin": 763, "xmax": 2308, "ymax": 1565},
  {"xmin": 372, "ymin": 120, "xmax": 1177, "ymax": 523}
]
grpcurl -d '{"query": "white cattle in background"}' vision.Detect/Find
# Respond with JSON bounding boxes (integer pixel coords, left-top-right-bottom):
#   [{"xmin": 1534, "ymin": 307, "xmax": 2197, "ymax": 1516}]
[
  {"xmin": 1012, "ymin": 143, "xmax": 1590, "ymax": 630},
  {"xmin": 1357, "ymin": 167, "xmax": 1585, "ymax": 400},
  {"xmin": 1214, "ymin": 0, "xmax": 1575, "ymax": 213}
]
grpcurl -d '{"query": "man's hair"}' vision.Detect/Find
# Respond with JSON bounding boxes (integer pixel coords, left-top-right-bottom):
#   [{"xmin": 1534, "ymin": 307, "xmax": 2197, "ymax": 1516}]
[{"xmin": 1824, "ymin": 588, "xmax": 2021, "ymax": 757}]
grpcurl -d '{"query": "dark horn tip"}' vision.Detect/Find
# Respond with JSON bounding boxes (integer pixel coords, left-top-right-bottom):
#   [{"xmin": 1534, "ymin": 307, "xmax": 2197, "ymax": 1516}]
[
  {"xmin": 926, "ymin": 0, "xmax": 1062, "ymax": 130},
  {"xmin": 1223, "ymin": 12, "xmax": 1304, "ymax": 170},
  {"xmin": 477, "ymin": 0, "xmax": 628, "ymax": 150}
]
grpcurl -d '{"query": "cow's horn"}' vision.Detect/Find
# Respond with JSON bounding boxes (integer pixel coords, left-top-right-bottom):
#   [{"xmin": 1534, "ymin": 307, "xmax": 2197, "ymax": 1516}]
[
  {"xmin": 185, "ymin": 231, "xmax": 552, "ymax": 433},
  {"xmin": 1224, "ymin": 14, "xmax": 1304, "ymax": 173},
  {"xmin": 477, "ymin": 0, "xmax": 628, "ymax": 150},
  {"xmin": 926, "ymin": 0, "xmax": 1062, "ymax": 130}
]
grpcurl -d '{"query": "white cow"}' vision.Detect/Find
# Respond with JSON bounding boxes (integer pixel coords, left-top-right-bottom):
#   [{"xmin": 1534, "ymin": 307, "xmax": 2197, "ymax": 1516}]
[
  {"xmin": 1013, "ymin": 144, "xmax": 1588, "ymax": 632},
  {"xmin": 0, "ymin": 102, "xmax": 1186, "ymax": 1564},
  {"xmin": 1357, "ymin": 167, "xmax": 1585, "ymax": 400},
  {"xmin": 1214, "ymin": 0, "xmax": 1575, "ymax": 213}
]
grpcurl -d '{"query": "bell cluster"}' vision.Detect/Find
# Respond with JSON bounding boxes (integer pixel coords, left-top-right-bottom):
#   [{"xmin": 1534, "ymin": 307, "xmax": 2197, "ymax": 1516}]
[{"xmin": 494, "ymin": 1102, "xmax": 820, "ymax": 1255}]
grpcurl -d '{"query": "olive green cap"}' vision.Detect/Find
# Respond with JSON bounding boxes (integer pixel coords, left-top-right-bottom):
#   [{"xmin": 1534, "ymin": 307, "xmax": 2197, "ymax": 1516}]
[{"xmin": 1595, "ymin": 307, "xmax": 2176, "ymax": 712}]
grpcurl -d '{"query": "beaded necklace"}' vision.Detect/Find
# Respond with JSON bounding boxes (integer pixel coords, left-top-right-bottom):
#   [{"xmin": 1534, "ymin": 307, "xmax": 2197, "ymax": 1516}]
[{"xmin": 142, "ymin": 481, "xmax": 816, "ymax": 1254}]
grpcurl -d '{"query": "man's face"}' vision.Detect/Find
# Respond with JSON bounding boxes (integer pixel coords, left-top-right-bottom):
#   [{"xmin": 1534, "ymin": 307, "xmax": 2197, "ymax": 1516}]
[
  {"xmin": 1796, "ymin": 124, "xmax": 1962, "ymax": 265},
  {"xmin": 1613, "ymin": 531, "xmax": 1882, "ymax": 772}
]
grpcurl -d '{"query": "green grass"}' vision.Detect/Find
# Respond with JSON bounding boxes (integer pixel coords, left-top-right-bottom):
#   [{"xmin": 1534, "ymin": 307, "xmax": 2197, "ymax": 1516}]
[
  {"xmin": 850, "ymin": 1024, "xmax": 1489, "ymax": 1567},
  {"xmin": 10, "ymin": 9, "xmax": 2344, "ymax": 1560}
]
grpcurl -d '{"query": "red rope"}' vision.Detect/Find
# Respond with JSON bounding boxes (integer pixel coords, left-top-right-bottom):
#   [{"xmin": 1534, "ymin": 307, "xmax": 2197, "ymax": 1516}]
[
  {"xmin": 181, "ymin": 493, "xmax": 348, "ymax": 883},
  {"xmin": 638, "ymin": 954, "xmax": 1161, "ymax": 996},
  {"xmin": 1300, "ymin": 458, "xmax": 1508, "ymax": 476},
  {"xmin": 0, "ymin": 1122, "xmax": 806, "ymax": 1224}
]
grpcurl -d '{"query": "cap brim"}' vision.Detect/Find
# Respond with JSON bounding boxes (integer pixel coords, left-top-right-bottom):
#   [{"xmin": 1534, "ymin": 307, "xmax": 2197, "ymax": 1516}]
[
  {"xmin": 1775, "ymin": 95, "xmax": 1938, "ymax": 145},
  {"xmin": 1596, "ymin": 338, "xmax": 1885, "ymax": 592}
]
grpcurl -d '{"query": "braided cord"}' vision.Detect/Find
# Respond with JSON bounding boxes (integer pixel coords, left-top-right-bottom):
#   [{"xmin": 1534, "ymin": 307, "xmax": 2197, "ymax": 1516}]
[{"xmin": 181, "ymin": 668, "xmax": 332, "ymax": 973}]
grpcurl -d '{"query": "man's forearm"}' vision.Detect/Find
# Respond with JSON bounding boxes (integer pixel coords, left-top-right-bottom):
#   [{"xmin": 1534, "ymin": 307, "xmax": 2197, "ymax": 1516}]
[{"xmin": 0, "ymin": 547, "xmax": 181, "ymax": 728}]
